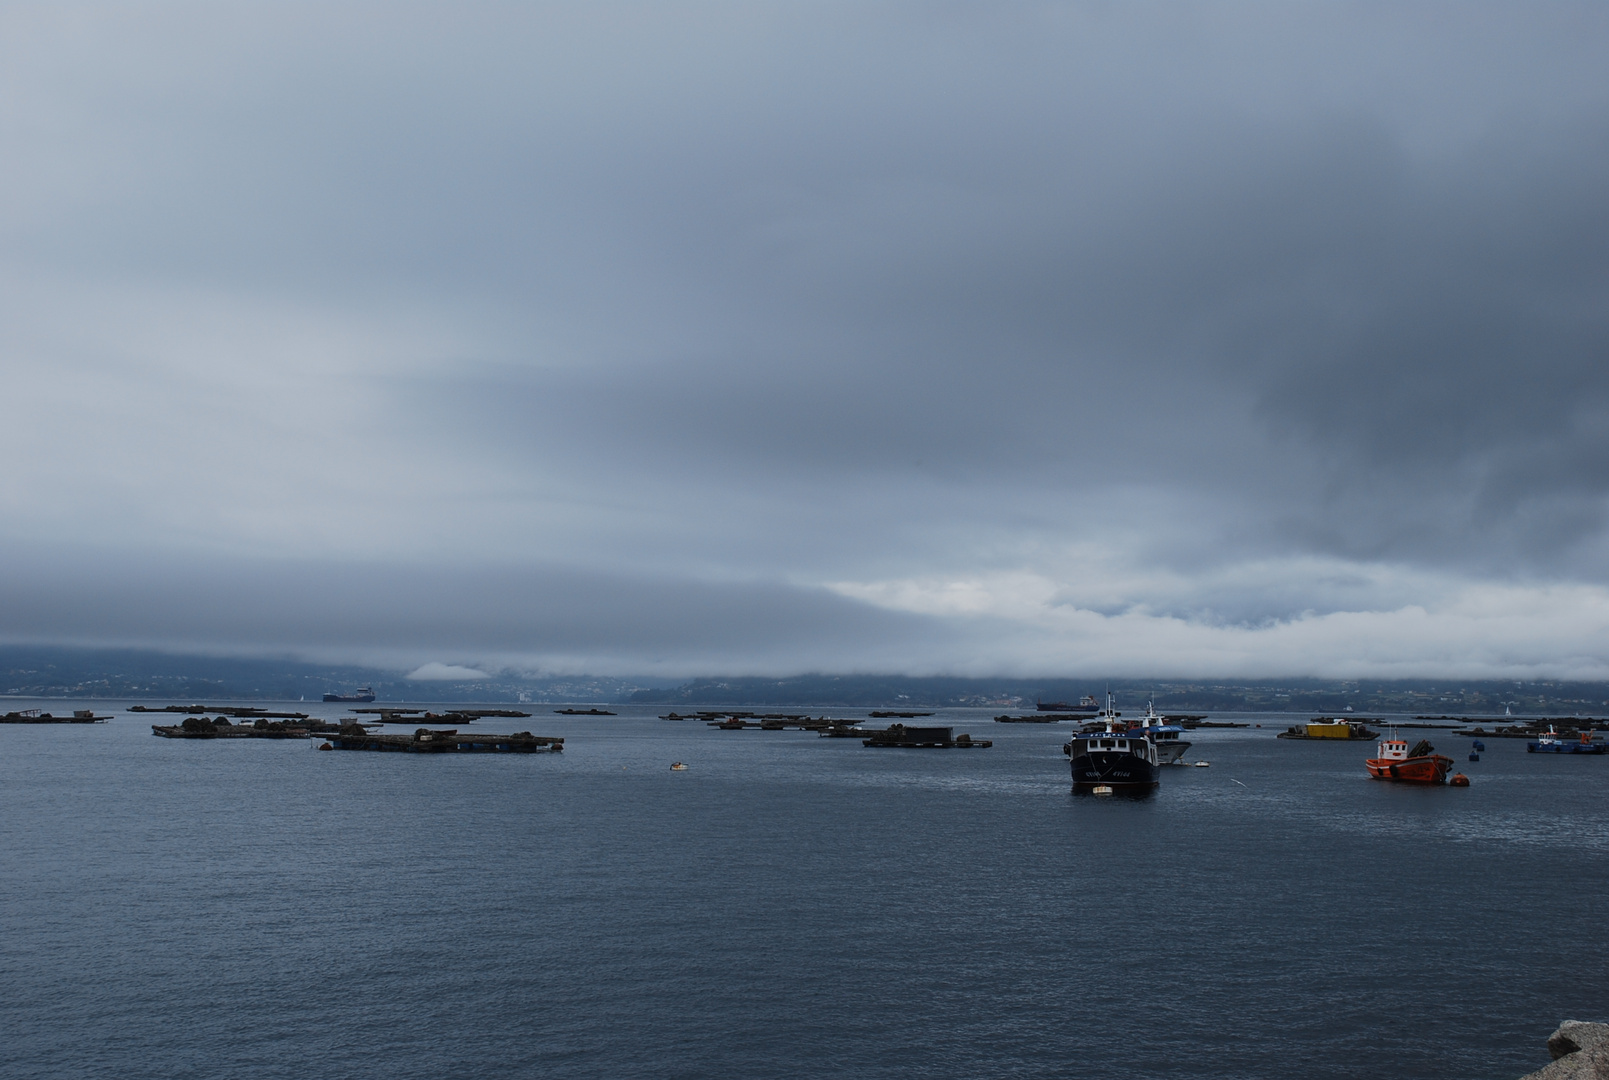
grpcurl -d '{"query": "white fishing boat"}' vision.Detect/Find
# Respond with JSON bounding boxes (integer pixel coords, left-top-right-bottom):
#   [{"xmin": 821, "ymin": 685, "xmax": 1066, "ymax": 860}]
[{"xmin": 1128, "ymin": 698, "xmax": 1193, "ymax": 765}]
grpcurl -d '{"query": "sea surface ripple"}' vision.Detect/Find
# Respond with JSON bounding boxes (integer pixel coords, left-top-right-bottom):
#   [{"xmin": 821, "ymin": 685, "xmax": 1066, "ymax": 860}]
[{"xmin": 3, "ymin": 703, "xmax": 1605, "ymax": 1079}]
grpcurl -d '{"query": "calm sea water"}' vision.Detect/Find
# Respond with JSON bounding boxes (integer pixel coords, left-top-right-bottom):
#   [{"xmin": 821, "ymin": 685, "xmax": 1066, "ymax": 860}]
[{"xmin": 3, "ymin": 702, "xmax": 1605, "ymax": 1079}]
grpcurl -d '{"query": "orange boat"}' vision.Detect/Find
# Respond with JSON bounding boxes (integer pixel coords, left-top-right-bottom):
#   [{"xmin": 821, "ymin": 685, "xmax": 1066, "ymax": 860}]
[{"xmin": 1366, "ymin": 736, "xmax": 1454, "ymax": 784}]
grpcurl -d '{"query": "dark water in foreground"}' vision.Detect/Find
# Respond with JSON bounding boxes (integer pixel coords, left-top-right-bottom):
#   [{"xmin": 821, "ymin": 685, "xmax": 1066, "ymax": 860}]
[{"xmin": 3, "ymin": 703, "xmax": 1606, "ymax": 1079}]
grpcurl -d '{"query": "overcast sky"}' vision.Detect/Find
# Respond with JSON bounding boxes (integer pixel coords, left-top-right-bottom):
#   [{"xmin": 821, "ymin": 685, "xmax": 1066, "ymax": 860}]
[{"xmin": 3, "ymin": 2, "xmax": 1609, "ymax": 679}]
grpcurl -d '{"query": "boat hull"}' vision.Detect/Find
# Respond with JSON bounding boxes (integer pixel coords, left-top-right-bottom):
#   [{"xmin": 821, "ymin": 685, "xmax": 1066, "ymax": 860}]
[
  {"xmin": 1366, "ymin": 754, "xmax": 1454, "ymax": 784},
  {"xmin": 1152, "ymin": 739, "xmax": 1192, "ymax": 765},
  {"xmin": 1527, "ymin": 742, "xmax": 1608, "ymax": 754},
  {"xmin": 1070, "ymin": 749, "xmax": 1160, "ymax": 791}
]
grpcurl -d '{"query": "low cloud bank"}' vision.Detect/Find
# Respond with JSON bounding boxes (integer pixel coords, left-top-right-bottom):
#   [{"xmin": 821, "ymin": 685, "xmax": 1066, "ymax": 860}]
[
  {"xmin": 2, "ymin": 545, "xmax": 1608, "ymax": 681},
  {"xmin": 406, "ymin": 663, "xmax": 492, "ymax": 681}
]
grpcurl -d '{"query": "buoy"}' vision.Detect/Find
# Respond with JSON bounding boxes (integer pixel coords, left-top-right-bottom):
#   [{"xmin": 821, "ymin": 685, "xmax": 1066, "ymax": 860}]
[
  {"xmin": 1468, "ymin": 752, "xmax": 1480, "ymax": 761},
  {"xmin": 317, "ymin": 742, "xmax": 333, "ymax": 751},
  {"xmin": 1450, "ymin": 773, "xmax": 1470, "ymax": 787}
]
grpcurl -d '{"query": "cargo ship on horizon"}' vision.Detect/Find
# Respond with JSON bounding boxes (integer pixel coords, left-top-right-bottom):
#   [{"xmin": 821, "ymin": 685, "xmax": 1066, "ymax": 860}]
[
  {"xmin": 1037, "ymin": 695, "xmax": 1100, "ymax": 714},
  {"xmin": 323, "ymin": 687, "xmax": 376, "ymax": 703}
]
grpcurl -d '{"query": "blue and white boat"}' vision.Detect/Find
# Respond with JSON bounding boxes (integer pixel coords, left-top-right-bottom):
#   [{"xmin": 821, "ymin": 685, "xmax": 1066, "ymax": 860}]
[
  {"xmin": 1527, "ymin": 727, "xmax": 1608, "ymax": 754},
  {"xmin": 1127, "ymin": 697, "xmax": 1192, "ymax": 765}
]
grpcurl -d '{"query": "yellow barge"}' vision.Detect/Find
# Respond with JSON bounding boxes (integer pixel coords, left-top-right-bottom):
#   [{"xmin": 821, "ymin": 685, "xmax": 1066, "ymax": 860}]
[{"xmin": 1277, "ymin": 719, "xmax": 1380, "ymax": 740}]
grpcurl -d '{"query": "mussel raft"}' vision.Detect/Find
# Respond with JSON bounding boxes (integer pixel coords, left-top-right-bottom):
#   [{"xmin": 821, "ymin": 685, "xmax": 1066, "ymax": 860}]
[
  {"xmin": 322, "ymin": 727, "xmax": 563, "ymax": 753},
  {"xmin": 3, "ymin": 709, "xmax": 111, "ymax": 724}
]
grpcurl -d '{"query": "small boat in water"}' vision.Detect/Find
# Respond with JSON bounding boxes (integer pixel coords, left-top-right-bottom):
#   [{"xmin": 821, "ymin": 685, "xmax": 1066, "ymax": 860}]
[
  {"xmin": 1366, "ymin": 735, "xmax": 1454, "ymax": 784},
  {"xmin": 670, "ymin": 762, "xmax": 688, "ymax": 771},
  {"xmin": 1127, "ymin": 698, "xmax": 1192, "ymax": 765},
  {"xmin": 1527, "ymin": 727, "xmax": 1608, "ymax": 754}
]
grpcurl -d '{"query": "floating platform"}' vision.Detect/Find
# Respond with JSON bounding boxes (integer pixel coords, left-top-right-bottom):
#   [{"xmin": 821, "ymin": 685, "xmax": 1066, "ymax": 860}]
[
  {"xmin": 322, "ymin": 727, "xmax": 562, "ymax": 753},
  {"xmin": 818, "ymin": 723, "xmax": 870, "ymax": 738},
  {"xmin": 661, "ymin": 711, "xmax": 818, "ymax": 722},
  {"xmin": 706, "ymin": 715, "xmax": 857, "ymax": 731},
  {"xmin": 350, "ymin": 708, "xmax": 532, "ymax": 724},
  {"xmin": 152, "ymin": 718, "xmax": 313, "ymax": 739},
  {"xmin": 868, "ymin": 711, "xmax": 934, "ymax": 718},
  {"xmin": 994, "ymin": 714, "xmax": 1064, "ymax": 723},
  {"xmin": 862, "ymin": 724, "xmax": 991, "ymax": 748},
  {"xmin": 2, "ymin": 709, "xmax": 111, "ymax": 724},
  {"xmin": 1453, "ymin": 722, "xmax": 1604, "ymax": 740},
  {"xmin": 555, "ymin": 708, "xmax": 615, "ymax": 715},
  {"xmin": 1277, "ymin": 720, "xmax": 1380, "ymax": 740},
  {"xmin": 129, "ymin": 705, "xmax": 312, "ymax": 719}
]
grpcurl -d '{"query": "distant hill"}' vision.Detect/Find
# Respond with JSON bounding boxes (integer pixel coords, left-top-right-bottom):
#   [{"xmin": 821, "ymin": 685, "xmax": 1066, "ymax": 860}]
[
  {"xmin": 7, "ymin": 646, "xmax": 1609, "ymax": 714},
  {"xmin": 0, "ymin": 646, "xmax": 662, "ymax": 703},
  {"xmin": 630, "ymin": 674, "xmax": 1609, "ymax": 715}
]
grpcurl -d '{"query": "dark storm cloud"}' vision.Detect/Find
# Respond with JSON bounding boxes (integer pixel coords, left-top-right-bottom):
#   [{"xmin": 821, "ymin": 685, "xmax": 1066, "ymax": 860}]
[
  {"xmin": 408, "ymin": 104, "xmax": 1609, "ymax": 571},
  {"xmin": 3, "ymin": 3, "xmax": 1609, "ymax": 673}
]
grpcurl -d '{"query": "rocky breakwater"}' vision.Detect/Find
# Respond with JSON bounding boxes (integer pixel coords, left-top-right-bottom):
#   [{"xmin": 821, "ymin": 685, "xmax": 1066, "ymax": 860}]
[{"xmin": 1520, "ymin": 1021, "xmax": 1609, "ymax": 1079}]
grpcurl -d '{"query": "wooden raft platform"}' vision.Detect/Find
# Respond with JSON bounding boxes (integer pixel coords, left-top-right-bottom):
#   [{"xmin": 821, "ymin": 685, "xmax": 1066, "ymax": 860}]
[
  {"xmin": 862, "ymin": 724, "xmax": 991, "ymax": 749},
  {"xmin": 130, "ymin": 705, "xmax": 313, "ymax": 719},
  {"xmin": 3, "ymin": 709, "xmax": 111, "ymax": 724},
  {"xmin": 323, "ymin": 727, "xmax": 563, "ymax": 753},
  {"xmin": 152, "ymin": 718, "xmax": 313, "ymax": 739},
  {"xmin": 349, "ymin": 708, "xmax": 532, "ymax": 721}
]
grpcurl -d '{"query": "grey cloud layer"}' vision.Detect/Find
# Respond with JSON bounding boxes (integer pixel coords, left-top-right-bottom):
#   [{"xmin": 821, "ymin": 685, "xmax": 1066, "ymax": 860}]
[
  {"xmin": 3, "ymin": 4, "xmax": 1607, "ymax": 674},
  {"xmin": 0, "ymin": 546, "xmax": 954, "ymax": 673}
]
